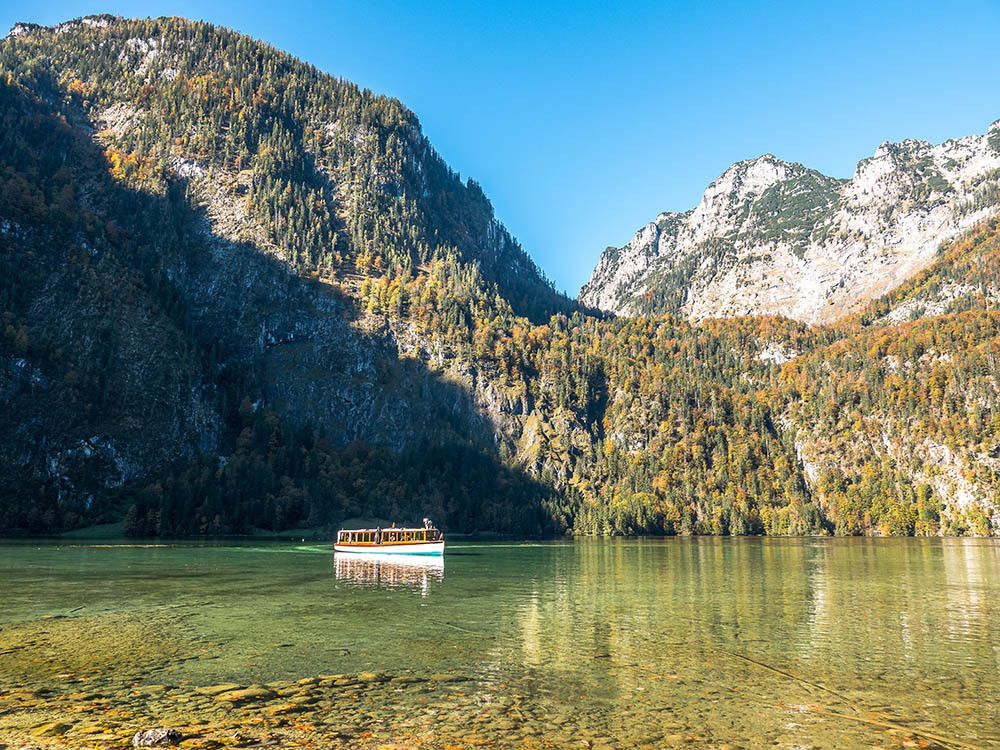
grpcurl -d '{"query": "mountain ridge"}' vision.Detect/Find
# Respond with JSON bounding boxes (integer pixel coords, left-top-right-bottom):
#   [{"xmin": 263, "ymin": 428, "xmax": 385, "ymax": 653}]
[{"xmin": 581, "ymin": 122, "xmax": 1000, "ymax": 323}]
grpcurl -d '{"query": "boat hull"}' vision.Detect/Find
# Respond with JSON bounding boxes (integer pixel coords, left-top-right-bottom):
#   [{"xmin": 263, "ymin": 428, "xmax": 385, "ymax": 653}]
[{"xmin": 334, "ymin": 540, "xmax": 444, "ymax": 556}]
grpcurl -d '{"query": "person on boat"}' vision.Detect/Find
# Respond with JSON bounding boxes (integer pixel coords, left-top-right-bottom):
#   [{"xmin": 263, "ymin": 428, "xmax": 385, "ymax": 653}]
[{"xmin": 375, "ymin": 527, "xmax": 382, "ymax": 545}]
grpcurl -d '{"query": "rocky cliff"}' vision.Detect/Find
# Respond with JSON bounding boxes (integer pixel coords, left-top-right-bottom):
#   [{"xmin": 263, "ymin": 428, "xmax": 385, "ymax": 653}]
[{"xmin": 581, "ymin": 127, "xmax": 1000, "ymax": 323}]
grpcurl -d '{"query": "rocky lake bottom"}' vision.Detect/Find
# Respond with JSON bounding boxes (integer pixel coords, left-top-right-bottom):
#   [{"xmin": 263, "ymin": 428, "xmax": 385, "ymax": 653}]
[{"xmin": 1, "ymin": 538, "xmax": 998, "ymax": 749}]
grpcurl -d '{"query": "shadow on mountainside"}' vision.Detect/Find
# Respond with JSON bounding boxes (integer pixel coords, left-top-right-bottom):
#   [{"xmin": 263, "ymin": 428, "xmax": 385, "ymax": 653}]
[{"xmin": 0, "ymin": 79, "xmax": 562, "ymax": 537}]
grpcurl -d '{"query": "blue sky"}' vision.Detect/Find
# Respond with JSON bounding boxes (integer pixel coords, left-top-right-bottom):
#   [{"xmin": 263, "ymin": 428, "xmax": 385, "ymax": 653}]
[{"xmin": 5, "ymin": 1, "xmax": 1000, "ymax": 294}]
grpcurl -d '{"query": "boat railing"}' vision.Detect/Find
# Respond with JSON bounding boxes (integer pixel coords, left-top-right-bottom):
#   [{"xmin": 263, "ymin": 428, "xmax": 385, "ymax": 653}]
[{"xmin": 337, "ymin": 526, "xmax": 442, "ymax": 545}]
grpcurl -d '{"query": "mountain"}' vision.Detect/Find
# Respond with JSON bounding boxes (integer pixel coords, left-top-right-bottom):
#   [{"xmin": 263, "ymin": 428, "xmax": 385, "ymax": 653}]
[
  {"xmin": 1, "ymin": 15, "xmax": 998, "ymax": 538},
  {"xmin": 0, "ymin": 15, "xmax": 568, "ymax": 535},
  {"xmin": 581, "ymin": 128, "xmax": 1000, "ymax": 323}
]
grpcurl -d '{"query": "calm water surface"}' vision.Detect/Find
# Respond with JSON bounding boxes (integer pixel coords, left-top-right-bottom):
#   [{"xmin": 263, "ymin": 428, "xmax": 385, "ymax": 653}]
[{"xmin": 1, "ymin": 537, "xmax": 998, "ymax": 748}]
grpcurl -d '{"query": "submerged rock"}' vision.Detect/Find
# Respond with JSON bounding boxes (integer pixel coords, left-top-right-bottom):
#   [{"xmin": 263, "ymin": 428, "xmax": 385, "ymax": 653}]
[
  {"xmin": 133, "ymin": 727, "xmax": 182, "ymax": 746},
  {"xmin": 194, "ymin": 683, "xmax": 243, "ymax": 696},
  {"xmin": 267, "ymin": 703, "xmax": 307, "ymax": 715},
  {"xmin": 178, "ymin": 739, "xmax": 221, "ymax": 749},
  {"xmin": 30, "ymin": 721, "xmax": 73, "ymax": 737},
  {"xmin": 214, "ymin": 686, "xmax": 275, "ymax": 703}
]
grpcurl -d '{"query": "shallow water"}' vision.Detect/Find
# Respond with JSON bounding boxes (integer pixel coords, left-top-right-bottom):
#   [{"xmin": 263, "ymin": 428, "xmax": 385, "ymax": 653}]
[{"xmin": 1, "ymin": 537, "xmax": 999, "ymax": 748}]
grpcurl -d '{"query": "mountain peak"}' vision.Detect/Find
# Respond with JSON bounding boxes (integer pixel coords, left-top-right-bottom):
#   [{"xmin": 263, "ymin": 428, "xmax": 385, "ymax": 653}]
[
  {"xmin": 0, "ymin": 13, "xmax": 570, "ymax": 323},
  {"xmin": 581, "ymin": 121, "xmax": 1000, "ymax": 322},
  {"xmin": 705, "ymin": 154, "xmax": 804, "ymax": 203}
]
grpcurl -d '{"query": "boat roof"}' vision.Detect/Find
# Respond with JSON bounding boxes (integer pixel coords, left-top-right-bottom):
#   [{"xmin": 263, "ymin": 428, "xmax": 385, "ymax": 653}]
[{"xmin": 338, "ymin": 526, "xmax": 436, "ymax": 532}]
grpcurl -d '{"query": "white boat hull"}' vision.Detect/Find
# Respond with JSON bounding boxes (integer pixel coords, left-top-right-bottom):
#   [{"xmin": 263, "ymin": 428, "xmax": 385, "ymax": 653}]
[{"xmin": 334, "ymin": 540, "xmax": 444, "ymax": 556}]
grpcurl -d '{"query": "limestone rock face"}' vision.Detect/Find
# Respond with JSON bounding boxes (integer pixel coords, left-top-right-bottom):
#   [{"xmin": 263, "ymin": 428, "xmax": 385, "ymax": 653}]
[{"xmin": 581, "ymin": 122, "xmax": 1000, "ymax": 323}]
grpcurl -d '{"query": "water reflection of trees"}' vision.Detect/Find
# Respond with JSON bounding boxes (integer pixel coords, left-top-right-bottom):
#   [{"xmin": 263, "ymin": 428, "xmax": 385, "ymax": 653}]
[
  {"xmin": 502, "ymin": 539, "xmax": 998, "ymax": 670},
  {"xmin": 334, "ymin": 553, "xmax": 443, "ymax": 596},
  {"xmin": 488, "ymin": 538, "xmax": 1000, "ymax": 740}
]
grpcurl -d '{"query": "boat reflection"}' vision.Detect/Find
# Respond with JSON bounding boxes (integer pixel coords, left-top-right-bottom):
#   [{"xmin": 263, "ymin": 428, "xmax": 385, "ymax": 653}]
[{"xmin": 334, "ymin": 552, "xmax": 444, "ymax": 595}]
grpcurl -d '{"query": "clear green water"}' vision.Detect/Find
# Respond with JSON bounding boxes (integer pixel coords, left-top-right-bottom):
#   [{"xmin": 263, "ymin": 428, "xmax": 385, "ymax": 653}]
[{"xmin": 2, "ymin": 537, "xmax": 999, "ymax": 748}]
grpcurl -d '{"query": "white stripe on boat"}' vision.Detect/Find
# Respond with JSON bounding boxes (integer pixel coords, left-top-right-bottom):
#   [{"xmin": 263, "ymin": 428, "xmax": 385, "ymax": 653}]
[{"xmin": 334, "ymin": 540, "xmax": 444, "ymax": 555}]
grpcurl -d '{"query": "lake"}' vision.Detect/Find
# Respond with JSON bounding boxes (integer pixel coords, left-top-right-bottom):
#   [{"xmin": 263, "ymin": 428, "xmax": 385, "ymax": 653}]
[{"xmin": 1, "ymin": 537, "xmax": 998, "ymax": 748}]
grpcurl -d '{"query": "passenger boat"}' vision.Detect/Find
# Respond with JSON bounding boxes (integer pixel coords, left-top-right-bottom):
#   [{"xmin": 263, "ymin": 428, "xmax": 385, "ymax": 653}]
[{"xmin": 334, "ymin": 519, "xmax": 444, "ymax": 555}]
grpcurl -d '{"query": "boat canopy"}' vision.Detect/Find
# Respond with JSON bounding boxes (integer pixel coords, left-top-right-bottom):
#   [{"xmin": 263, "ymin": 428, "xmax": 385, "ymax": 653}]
[{"xmin": 337, "ymin": 524, "xmax": 442, "ymax": 544}]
